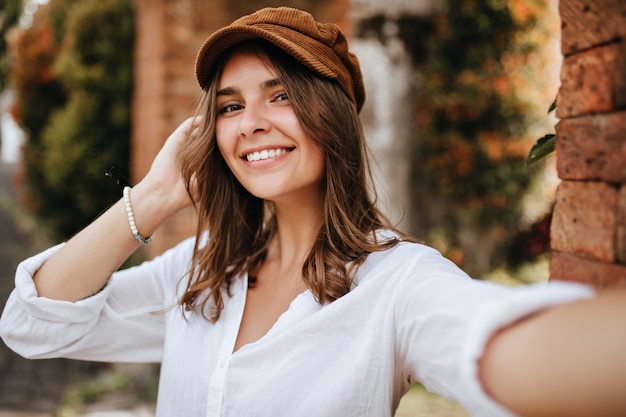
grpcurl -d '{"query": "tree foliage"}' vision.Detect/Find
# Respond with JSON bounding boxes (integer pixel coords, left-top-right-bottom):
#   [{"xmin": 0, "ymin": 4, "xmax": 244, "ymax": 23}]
[
  {"xmin": 0, "ymin": 0, "xmax": 22, "ymax": 91},
  {"xmin": 10, "ymin": 0, "xmax": 134, "ymax": 240},
  {"xmin": 413, "ymin": 0, "xmax": 555, "ymax": 273},
  {"xmin": 8, "ymin": 2, "xmax": 67, "ymax": 225}
]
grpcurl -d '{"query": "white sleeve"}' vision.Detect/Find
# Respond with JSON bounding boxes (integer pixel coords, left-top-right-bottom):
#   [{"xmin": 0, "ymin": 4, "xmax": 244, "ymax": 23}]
[
  {"xmin": 0, "ymin": 237, "xmax": 195, "ymax": 363},
  {"xmin": 392, "ymin": 244, "xmax": 595, "ymax": 417}
]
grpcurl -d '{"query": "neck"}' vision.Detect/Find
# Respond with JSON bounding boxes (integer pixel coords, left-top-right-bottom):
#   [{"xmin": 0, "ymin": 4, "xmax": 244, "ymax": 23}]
[{"xmin": 266, "ymin": 192, "xmax": 324, "ymax": 271}]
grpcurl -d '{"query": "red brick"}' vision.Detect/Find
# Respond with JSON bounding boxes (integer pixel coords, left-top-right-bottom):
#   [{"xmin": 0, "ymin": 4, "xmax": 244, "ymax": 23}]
[
  {"xmin": 560, "ymin": 0, "xmax": 626, "ymax": 56},
  {"xmin": 555, "ymin": 111, "xmax": 626, "ymax": 183},
  {"xmin": 133, "ymin": 0, "xmax": 168, "ymax": 182},
  {"xmin": 557, "ymin": 42, "xmax": 626, "ymax": 119},
  {"xmin": 550, "ymin": 181, "xmax": 617, "ymax": 263},
  {"xmin": 617, "ymin": 186, "xmax": 626, "ymax": 264},
  {"xmin": 550, "ymin": 251, "xmax": 626, "ymax": 288}
]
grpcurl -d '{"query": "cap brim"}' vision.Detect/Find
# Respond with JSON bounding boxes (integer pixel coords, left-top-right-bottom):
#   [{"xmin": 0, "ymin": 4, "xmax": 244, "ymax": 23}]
[{"xmin": 195, "ymin": 24, "xmax": 338, "ymax": 89}]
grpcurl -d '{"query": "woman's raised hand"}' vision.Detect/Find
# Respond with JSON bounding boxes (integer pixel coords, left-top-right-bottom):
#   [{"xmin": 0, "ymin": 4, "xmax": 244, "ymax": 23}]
[
  {"xmin": 32, "ymin": 117, "xmax": 203, "ymax": 301},
  {"xmin": 137, "ymin": 117, "xmax": 202, "ymax": 214}
]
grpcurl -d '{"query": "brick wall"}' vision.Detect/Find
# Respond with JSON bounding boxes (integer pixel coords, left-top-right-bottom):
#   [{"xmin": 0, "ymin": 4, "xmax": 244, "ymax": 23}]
[
  {"xmin": 132, "ymin": 0, "xmax": 349, "ymax": 259},
  {"xmin": 550, "ymin": 0, "xmax": 626, "ymax": 287}
]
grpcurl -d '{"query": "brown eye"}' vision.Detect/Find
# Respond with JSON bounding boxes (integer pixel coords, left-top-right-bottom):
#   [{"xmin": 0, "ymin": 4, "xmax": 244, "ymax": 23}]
[
  {"xmin": 272, "ymin": 91, "xmax": 289, "ymax": 102},
  {"xmin": 219, "ymin": 103, "xmax": 243, "ymax": 114}
]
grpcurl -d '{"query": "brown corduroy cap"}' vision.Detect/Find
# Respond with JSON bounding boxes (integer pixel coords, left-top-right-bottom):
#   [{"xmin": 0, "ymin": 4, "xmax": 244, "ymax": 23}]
[{"xmin": 195, "ymin": 7, "xmax": 365, "ymax": 112}]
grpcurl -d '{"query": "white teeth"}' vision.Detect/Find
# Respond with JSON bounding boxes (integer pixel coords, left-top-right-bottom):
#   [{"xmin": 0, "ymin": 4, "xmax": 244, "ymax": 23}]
[{"xmin": 245, "ymin": 148, "xmax": 287, "ymax": 161}]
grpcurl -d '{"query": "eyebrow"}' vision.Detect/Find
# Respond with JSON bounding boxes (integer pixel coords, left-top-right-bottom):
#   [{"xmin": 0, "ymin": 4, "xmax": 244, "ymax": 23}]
[
  {"xmin": 262, "ymin": 78, "xmax": 282, "ymax": 89},
  {"xmin": 216, "ymin": 86, "xmax": 239, "ymax": 97},
  {"xmin": 216, "ymin": 78, "xmax": 283, "ymax": 97}
]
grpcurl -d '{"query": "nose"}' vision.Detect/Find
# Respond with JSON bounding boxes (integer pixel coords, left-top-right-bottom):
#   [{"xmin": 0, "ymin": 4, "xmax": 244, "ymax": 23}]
[{"xmin": 237, "ymin": 101, "xmax": 270, "ymax": 137}]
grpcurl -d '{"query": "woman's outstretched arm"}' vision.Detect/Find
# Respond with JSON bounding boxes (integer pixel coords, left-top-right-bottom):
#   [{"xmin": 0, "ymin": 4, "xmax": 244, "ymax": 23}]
[
  {"xmin": 480, "ymin": 287, "xmax": 626, "ymax": 417},
  {"xmin": 33, "ymin": 117, "xmax": 199, "ymax": 301}
]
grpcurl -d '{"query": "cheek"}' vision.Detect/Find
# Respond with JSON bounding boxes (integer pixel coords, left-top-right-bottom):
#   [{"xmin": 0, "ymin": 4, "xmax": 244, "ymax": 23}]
[
  {"xmin": 215, "ymin": 124, "xmax": 233, "ymax": 157},
  {"xmin": 215, "ymin": 134, "xmax": 226, "ymax": 155},
  {"xmin": 307, "ymin": 144, "xmax": 326, "ymax": 178},
  {"xmin": 317, "ymin": 155, "xmax": 326, "ymax": 180},
  {"xmin": 214, "ymin": 134, "xmax": 237, "ymax": 175}
]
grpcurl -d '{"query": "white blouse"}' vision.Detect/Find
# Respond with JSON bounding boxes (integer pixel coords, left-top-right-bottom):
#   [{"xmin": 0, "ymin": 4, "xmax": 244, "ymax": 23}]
[{"xmin": 0, "ymin": 235, "xmax": 593, "ymax": 417}]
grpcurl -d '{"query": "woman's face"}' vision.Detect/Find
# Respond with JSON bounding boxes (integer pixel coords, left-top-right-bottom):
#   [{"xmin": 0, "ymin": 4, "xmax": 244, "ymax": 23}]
[{"xmin": 215, "ymin": 49, "xmax": 325, "ymax": 206}]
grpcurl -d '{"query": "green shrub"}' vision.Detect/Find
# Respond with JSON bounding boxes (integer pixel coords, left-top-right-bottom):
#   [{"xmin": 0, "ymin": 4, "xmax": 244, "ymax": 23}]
[
  {"xmin": 12, "ymin": 0, "xmax": 134, "ymax": 240},
  {"xmin": 0, "ymin": 0, "xmax": 22, "ymax": 91},
  {"xmin": 411, "ymin": 0, "xmax": 554, "ymax": 273}
]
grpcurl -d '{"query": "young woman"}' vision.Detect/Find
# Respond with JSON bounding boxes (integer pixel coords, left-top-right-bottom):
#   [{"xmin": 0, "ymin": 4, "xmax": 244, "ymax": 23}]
[{"xmin": 1, "ymin": 7, "xmax": 625, "ymax": 417}]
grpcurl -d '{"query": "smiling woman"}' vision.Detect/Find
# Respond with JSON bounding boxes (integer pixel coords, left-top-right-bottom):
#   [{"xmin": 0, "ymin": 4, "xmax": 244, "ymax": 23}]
[
  {"xmin": 1, "ymin": 6, "xmax": 626, "ymax": 417},
  {"xmin": 213, "ymin": 45, "xmax": 326, "ymax": 208}
]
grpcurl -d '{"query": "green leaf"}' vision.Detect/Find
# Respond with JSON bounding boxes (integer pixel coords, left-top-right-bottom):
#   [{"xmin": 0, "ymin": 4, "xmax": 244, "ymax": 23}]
[
  {"xmin": 526, "ymin": 133, "xmax": 555, "ymax": 166},
  {"xmin": 548, "ymin": 98, "xmax": 556, "ymax": 113}
]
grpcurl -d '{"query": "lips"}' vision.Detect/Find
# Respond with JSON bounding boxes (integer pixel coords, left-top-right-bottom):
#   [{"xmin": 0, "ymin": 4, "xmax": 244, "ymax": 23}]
[{"xmin": 243, "ymin": 147, "xmax": 294, "ymax": 162}]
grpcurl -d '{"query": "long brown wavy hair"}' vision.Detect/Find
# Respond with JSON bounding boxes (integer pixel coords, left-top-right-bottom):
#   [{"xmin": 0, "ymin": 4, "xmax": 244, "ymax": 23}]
[{"xmin": 178, "ymin": 40, "xmax": 406, "ymax": 321}]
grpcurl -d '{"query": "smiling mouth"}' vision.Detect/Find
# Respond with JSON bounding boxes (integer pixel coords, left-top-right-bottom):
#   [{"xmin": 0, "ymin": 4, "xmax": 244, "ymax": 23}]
[{"xmin": 243, "ymin": 147, "xmax": 294, "ymax": 162}]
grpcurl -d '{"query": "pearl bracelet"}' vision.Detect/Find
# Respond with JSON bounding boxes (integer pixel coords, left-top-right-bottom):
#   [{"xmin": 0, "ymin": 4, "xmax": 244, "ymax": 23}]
[{"xmin": 123, "ymin": 186, "xmax": 152, "ymax": 244}]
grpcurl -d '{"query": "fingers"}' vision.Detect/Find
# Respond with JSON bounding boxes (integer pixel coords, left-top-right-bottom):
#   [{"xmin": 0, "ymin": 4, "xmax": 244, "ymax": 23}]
[{"xmin": 179, "ymin": 116, "xmax": 203, "ymax": 137}]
